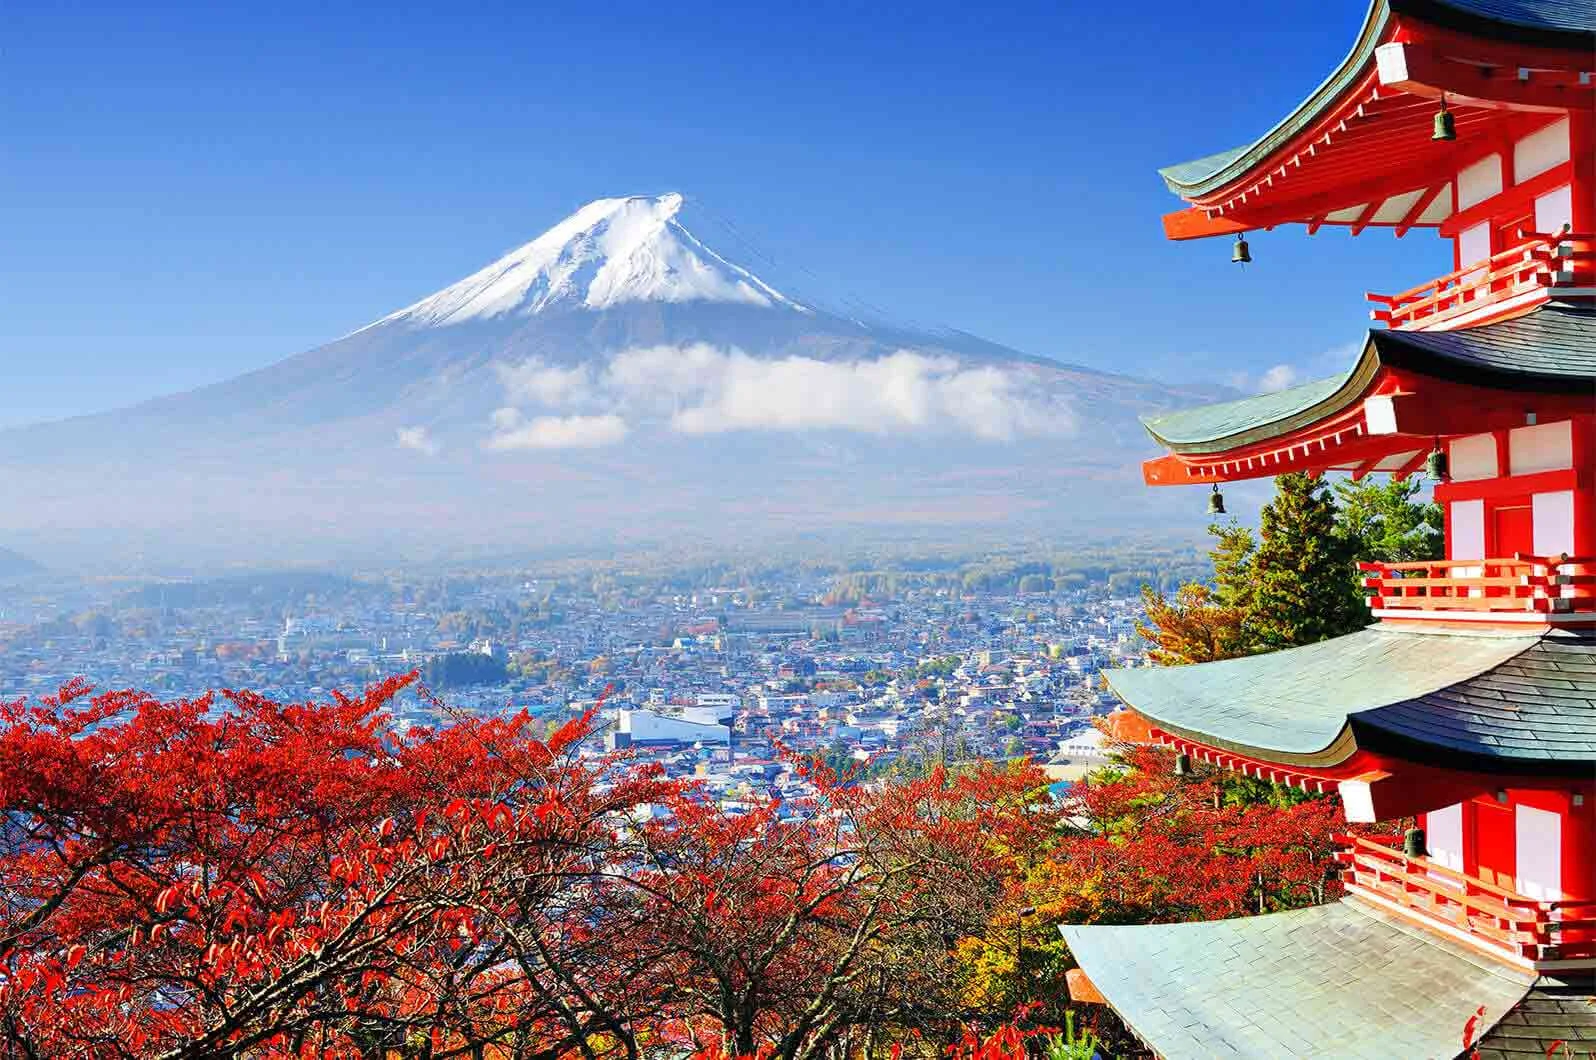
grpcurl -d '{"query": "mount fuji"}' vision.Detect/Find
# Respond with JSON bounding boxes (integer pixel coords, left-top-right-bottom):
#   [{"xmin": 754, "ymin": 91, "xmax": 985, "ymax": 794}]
[{"xmin": 0, "ymin": 193, "xmax": 1228, "ymax": 570}]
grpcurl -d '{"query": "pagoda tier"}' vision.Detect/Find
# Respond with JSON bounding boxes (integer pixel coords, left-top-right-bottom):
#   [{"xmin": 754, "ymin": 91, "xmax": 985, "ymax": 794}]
[
  {"xmin": 1139, "ymin": 303, "xmax": 1596, "ymax": 626},
  {"xmin": 1161, "ymin": 0, "xmax": 1595, "ymax": 335},
  {"xmin": 1140, "ymin": 301, "xmax": 1595, "ymax": 486},
  {"xmin": 1062, "ymin": 2, "xmax": 1596, "ymax": 1050},
  {"xmin": 1100, "ymin": 626, "xmax": 1596, "ymax": 969},
  {"xmin": 1158, "ymin": 1, "xmax": 1594, "ymax": 254}
]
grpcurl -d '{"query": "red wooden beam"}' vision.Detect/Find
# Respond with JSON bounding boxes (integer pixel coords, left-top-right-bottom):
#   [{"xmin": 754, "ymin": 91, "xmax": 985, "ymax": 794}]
[
  {"xmin": 1349, "ymin": 200, "xmax": 1382, "ymax": 237},
  {"xmin": 1375, "ymin": 41, "xmax": 1596, "ymax": 113},
  {"xmin": 1438, "ymin": 159, "xmax": 1573, "ymax": 238},
  {"xmin": 1350, "ymin": 457, "xmax": 1381, "ymax": 481},
  {"xmin": 1390, "ymin": 448, "xmax": 1430, "ymax": 483},
  {"xmin": 1394, "ymin": 183, "xmax": 1448, "ymax": 238},
  {"xmin": 1161, "ymin": 208, "xmax": 1249, "ymax": 241}
]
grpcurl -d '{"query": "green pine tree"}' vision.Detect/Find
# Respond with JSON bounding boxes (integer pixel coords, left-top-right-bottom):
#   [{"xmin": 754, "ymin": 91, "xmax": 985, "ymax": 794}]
[
  {"xmin": 1333, "ymin": 476, "xmax": 1444, "ymax": 563},
  {"xmin": 1250, "ymin": 472, "xmax": 1366, "ymax": 648},
  {"xmin": 1208, "ymin": 519, "xmax": 1257, "ymax": 612}
]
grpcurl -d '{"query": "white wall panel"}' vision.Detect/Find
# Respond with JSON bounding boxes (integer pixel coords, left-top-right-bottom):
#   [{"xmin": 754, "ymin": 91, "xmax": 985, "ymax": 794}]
[
  {"xmin": 1515, "ymin": 804, "xmax": 1562, "ymax": 900},
  {"xmin": 1535, "ymin": 185, "xmax": 1573, "ymax": 235},
  {"xmin": 1457, "ymin": 154, "xmax": 1503, "ymax": 211},
  {"xmin": 1458, "ymin": 221, "xmax": 1491, "ymax": 283},
  {"xmin": 1450, "ymin": 499, "xmax": 1485, "ymax": 563},
  {"xmin": 1450, "ymin": 433, "xmax": 1498, "ymax": 481},
  {"xmin": 1426, "ymin": 803, "xmax": 1465, "ymax": 873},
  {"xmin": 1514, "ymin": 117, "xmax": 1571, "ymax": 184},
  {"xmin": 1510, "ymin": 421, "xmax": 1572, "ymax": 476},
  {"xmin": 1532, "ymin": 491, "xmax": 1575, "ymax": 557}
]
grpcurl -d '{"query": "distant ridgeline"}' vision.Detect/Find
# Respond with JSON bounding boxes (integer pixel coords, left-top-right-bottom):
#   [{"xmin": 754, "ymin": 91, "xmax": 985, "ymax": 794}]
[
  {"xmin": 121, "ymin": 572, "xmax": 360, "ymax": 609},
  {"xmin": 0, "ymin": 547, "xmax": 41, "ymax": 579}
]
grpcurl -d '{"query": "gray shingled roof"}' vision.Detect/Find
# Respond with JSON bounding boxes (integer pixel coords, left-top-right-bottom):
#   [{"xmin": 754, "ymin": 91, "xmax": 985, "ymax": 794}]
[
  {"xmin": 1357, "ymin": 630, "xmax": 1596, "ymax": 762},
  {"xmin": 1140, "ymin": 371, "xmax": 1355, "ymax": 451},
  {"xmin": 1142, "ymin": 304, "xmax": 1595, "ymax": 453},
  {"xmin": 1474, "ymin": 974, "xmax": 1596, "ymax": 1059},
  {"xmin": 1373, "ymin": 302, "xmax": 1596, "ymax": 383},
  {"xmin": 1060, "ymin": 897, "xmax": 1535, "ymax": 1060},
  {"xmin": 1410, "ymin": 0, "xmax": 1596, "ymax": 36},
  {"xmin": 1103, "ymin": 627, "xmax": 1596, "ymax": 768},
  {"xmin": 1160, "ymin": 1, "xmax": 1592, "ymax": 197}
]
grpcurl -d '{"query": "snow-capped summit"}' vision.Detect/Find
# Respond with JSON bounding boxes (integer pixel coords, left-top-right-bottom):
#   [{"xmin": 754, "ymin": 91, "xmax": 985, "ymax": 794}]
[{"xmin": 370, "ymin": 193, "xmax": 808, "ymax": 330}]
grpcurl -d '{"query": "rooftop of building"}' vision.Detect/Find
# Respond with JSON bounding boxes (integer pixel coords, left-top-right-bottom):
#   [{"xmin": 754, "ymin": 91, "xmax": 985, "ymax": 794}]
[
  {"xmin": 1159, "ymin": 0, "xmax": 1595, "ymax": 201},
  {"xmin": 1142, "ymin": 302, "xmax": 1596, "ymax": 455},
  {"xmin": 1103, "ymin": 625, "xmax": 1596, "ymax": 773},
  {"xmin": 1059, "ymin": 896, "xmax": 1593, "ymax": 1060}
]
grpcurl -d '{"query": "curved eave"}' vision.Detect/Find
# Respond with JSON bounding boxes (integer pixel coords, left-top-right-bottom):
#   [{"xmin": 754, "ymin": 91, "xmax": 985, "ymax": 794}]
[
  {"xmin": 1060, "ymin": 899, "xmax": 1536, "ymax": 1060},
  {"xmin": 1142, "ymin": 303, "xmax": 1596, "ymax": 457},
  {"xmin": 1159, "ymin": 0, "xmax": 1396, "ymax": 199},
  {"xmin": 1104, "ymin": 663, "xmax": 1362, "ymax": 771},
  {"xmin": 1159, "ymin": 0, "xmax": 1595, "ymax": 202},
  {"xmin": 1102, "ymin": 627, "xmax": 1548, "ymax": 770},
  {"xmin": 1140, "ymin": 343, "xmax": 1381, "ymax": 456}
]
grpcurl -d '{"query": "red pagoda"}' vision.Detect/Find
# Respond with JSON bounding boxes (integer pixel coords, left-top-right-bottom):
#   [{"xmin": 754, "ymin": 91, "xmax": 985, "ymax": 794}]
[{"xmin": 1060, "ymin": 1, "xmax": 1596, "ymax": 1056}]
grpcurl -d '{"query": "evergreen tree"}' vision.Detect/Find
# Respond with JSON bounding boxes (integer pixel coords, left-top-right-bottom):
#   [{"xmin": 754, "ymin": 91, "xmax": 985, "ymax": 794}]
[
  {"xmin": 1250, "ymin": 472, "xmax": 1365, "ymax": 648},
  {"xmin": 1333, "ymin": 476, "xmax": 1444, "ymax": 563},
  {"xmin": 1208, "ymin": 520, "xmax": 1258, "ymax": 611}
]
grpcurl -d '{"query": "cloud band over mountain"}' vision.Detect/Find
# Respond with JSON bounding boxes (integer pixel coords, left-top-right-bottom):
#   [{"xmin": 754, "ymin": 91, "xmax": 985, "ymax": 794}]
[{"xmin": 484, "ymin": 344, "xmax": 1075, "ymax": 449}]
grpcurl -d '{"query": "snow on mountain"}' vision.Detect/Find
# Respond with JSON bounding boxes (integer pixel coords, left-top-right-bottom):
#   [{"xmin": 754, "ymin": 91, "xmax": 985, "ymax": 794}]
[
  {"xmin": 0, "ymin": 192, "xmax": 1237, "ymax": 569},
  {"xmin": 366, "ymin": 193, "xmax": 808, "ymax": 330}
]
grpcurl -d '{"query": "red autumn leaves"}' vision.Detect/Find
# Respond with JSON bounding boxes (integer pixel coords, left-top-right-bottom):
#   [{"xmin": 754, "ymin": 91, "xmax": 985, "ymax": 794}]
[{"xmin": 0, "ymin": 676, "xmax": 1367, "ymax": 1058}]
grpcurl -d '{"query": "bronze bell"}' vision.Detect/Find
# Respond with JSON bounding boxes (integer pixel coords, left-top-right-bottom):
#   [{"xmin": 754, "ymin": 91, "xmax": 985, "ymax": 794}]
[
  {"xmin": 1231, "ymin": 233, "xmax": 1251, "ymax": 264},
  {"xmin": 1403, "ymin": 827, "xmax": 1426, "ymax": 858},
  {"xmin": 1432, "ymin": 96, "xmax": 1457, "ymax": 142},
  {"xmin": 1425, "ymin": 445, "xmax": 1449, "ymax": 482},
  {"xmin": 1207, "ymin": 483, "xmax": 1226, "ymax": 516},
  {"xmin": 1173, "ymin": 752, "xmax": 1192, "ymax": 777}
]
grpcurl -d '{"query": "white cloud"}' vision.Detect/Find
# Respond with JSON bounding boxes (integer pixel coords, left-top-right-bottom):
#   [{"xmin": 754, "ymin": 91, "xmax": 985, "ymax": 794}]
[
  {"xmin": 1255, "ymin": 364, "xmax": 1301, "ymax": 393},
  {"xmin": 1229, "ymin": 341, "xmax": 1363, "ymax": 395},
  {"xmin": 496, "ymin": 358, "xmax": 593, "ymax": 407},
  {"xmin": 483, "ymin": 344, "xmax": 1072, "ymax": 451},
  {"xmin": 605, "ymin": 344, "xmax": 1070, "ymax": 441},
  {"xmin": 396, "ymin": 425, "xmax": 440, "ymax": 455},
  {"xmin": 485, "ymin": 410, "xmax": 629, "ymax": 450}
]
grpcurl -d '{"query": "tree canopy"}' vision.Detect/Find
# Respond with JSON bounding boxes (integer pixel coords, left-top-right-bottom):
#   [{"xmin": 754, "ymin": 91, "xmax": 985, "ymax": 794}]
[
  {"xmin": 0, "ymin": 674, "xmax": 1384, "ymax": 1057},
  {"xmin": 1139, "ymin": 474, "xmax": 1443, "ymax": 665}
]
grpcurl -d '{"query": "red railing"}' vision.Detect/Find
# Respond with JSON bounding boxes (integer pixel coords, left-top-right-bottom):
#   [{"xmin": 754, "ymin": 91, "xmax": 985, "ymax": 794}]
[
  {"xmin": 1359, "ymin": 552, "xmax": 1596, "ymax": 615},
  {"xmin": 1367, "ymin": 227, "xmax": 1591, "ymax": 330},
  {"xmin": 1335, "ymin": 834, "xmax": 1596, "ymax": 962}
]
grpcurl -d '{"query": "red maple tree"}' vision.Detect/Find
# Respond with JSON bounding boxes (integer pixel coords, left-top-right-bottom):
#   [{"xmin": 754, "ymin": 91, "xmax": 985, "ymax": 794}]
[{"xmin": 0, "ymin": 677, "xmax": 1379, "ymax": 1057}]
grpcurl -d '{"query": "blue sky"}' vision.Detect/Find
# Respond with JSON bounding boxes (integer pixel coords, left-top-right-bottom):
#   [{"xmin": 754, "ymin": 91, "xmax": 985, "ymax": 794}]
[{"xmin": 2, "ymin": 0, "xmax": 1448, "ymax": 428}]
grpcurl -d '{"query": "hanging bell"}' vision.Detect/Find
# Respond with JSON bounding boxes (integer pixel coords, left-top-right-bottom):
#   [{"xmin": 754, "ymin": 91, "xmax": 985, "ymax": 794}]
[
  {"xmin": 1403, "ymin": 827, "xmax": 1426, "ymax": 859},
  {"xmin": 1206, "ymin": 483, "xmax": 1226, "ymax": 516},
  {"xmin": 1231, "ymin": 233, "xmax": 1251, "ymax": 264},
  {"xmin": 1173, "ymin": 752, "xmax": 1192, "ymax": 778},
  {"xmin": 1432, "ymin": 97, "xmax": 1457, "ymax": 142},
  {"xmin": 1425, "ymin": 445, "xmax": 1449, "ymax": 482}
]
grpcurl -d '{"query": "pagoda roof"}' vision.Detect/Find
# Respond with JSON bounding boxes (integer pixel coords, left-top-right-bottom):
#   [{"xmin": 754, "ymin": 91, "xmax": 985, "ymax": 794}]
[
  {"xmin": 1103, "ymin": 627, "xmax": 1596, "ymax": 772},
  {"xmin": 1059, "ymin": 897, "xmax": 1536, "ymax": 1060},
  {"xmin": 1160, "ymin": 0, "xmax": 1595, "ymax": 201},
  {"xmin": 1142, "ymin": 302, "xmax": 1596, "ymax": 455}
]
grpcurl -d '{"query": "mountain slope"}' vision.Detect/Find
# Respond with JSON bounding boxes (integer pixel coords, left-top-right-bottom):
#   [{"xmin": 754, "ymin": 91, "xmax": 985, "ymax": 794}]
[{"xmin": 0, "ymin": 194, "xmax": 1229, "ymax": 569}]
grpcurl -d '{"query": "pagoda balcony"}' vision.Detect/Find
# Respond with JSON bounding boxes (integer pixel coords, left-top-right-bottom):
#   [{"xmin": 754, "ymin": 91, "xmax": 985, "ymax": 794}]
[
  {"xmin": 1335, "ymin": 834, "xmax": 1596, "ymax": 967},
  {"xmin": 1359, "ymin": 553, "xmax": 1595, "ymax": 620},
  {"xmin": 1367, "ymin": 229, "xmax": 1592, "ymax": 332}
]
